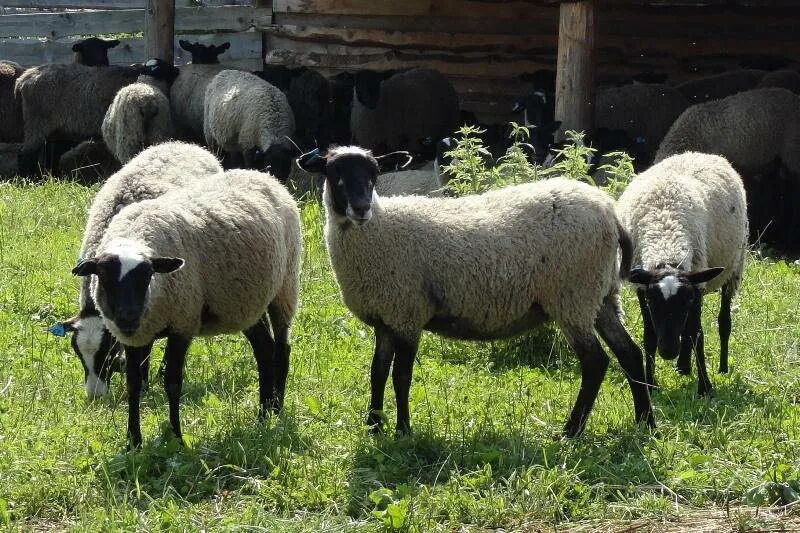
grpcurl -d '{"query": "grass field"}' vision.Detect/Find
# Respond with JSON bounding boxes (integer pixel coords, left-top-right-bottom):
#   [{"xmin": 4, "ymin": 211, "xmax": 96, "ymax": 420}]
[{"xmin": 0, "ymin": 179, "xmax": 798, "ymax": 531}]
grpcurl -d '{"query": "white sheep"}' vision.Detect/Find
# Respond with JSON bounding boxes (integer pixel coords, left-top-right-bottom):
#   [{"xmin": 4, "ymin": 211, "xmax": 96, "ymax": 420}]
[
  {"xmin": 204, "ymin": 69, "xmax": 296, "ymax": 179},
  {"xmin": 101, "ymin": 59, "xmax": 179, "ymax": 164},
  {"xmin": 72, "ymin": 168, "xmax": 301, "ymax": 447},
  {"xmin": 298, "ymin": 145, "xmax": 654, "ymax": 438},
  {"xmin": 53, "ymin": 142, "xmax": 223, "ymax": 399},
  {"xmin": 617, "ymin": 152, "xmax": 748, "ymax": 396}
]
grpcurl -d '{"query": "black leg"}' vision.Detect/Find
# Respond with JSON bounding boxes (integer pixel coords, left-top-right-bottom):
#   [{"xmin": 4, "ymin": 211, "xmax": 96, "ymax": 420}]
[
  {"xmin": 18, "ymin": 146, "xmax": 41, "ymax": 177},
  {"xmin": 367, "ymin": 325, "xmax": 396, "ymax": 433},
  {"xmin": 140, "ymin": 351, "xmax": 151, "ymax": 392},
  {"xmin": 124, "ymin": 342, "xmax": 153, "ymax": 448},
  {"xmin": 391, "ymin": 336, "xmax": 419, "ymax": 436},
  {"xmin": 244, "ymin": 315, "xmax": 276, "ymax": 417},
  {"xmin": 595, "ymin": 297, "xmax": 656, "ymax": 430},
  {"xmin": 637, "ymin": 290, "xmax": 658, "ymax": 389},
  {"xmin": 268, "ymin": 302, "xmax": 292, "ymax": 410},
  {"xmin": 562, "ymin": 326, "xmax": 610, "ymax": 438},
  {"xmin": 718, "ymin": 287, "xmax": 732, "ymax": 374},
  {"xmin": 688, "ymin": 295, "xmax": 713, "ymax": 396},
  {"xmin": 163, "ymin": 335, "xmax": 192, "ymax": 442}
]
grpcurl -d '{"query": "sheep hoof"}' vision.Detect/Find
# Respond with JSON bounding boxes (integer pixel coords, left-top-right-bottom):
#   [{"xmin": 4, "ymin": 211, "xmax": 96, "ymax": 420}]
[
  {"xmin": 698, "ymin": 385, "xmax": 715, "ymax": 398},
  {"xmin": 395, "ymin": 424, "xmax": 412, "ymax": 438},
  {"xmin": 366, "ymin": 412, "xmax": 385, "ymax": 434},
  {"xmin": 676, "ymin": 364, "xmax": 691, "ymax": 376}
]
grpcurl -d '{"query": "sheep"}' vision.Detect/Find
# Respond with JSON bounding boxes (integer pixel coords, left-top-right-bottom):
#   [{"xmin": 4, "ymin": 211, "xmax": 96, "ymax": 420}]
[
  {"xmin": 350, "ymin": 68, "xmax": 461, "ymax": 156},
  {"xmin": 0, "ymin": 60, "xmax": 24, "ymax": 143},
  {"xmin": 375, "ymin": 161, "xmax": 443, "ymax": 197},
  {"xmin": 71, "ymin": 168, "xmax": 301, "ymax": 447},
  {"xmin": 297, "ymin": 145, "xmax": 655, "ymax": 438},
  {"xmin": 757, "ymin": 69, "xmax": 800, "ymax": 93},
  {"xmin": 51, "ymin": 142, "xmax": 224, "ymax": 399},
  {"xmin": 203, "ymin": 69, "xmax": 297, "ymax": 179},
  {"xmin": 654, "ymin": 88, "xmax": 800, "ymax": 249},
  {"xmin": 71, "ymin": 37, "xmax": 121, "ymax": 67},
  {"xmin": 101, "ymin": 59, "xmax": 179, "ymax": 164},
  {"xmin": 676, "ymin": 69, "xmax": 765, "ymax": 104},
  {"xmin": 617, "ymin": 152, "xmax": 748, "ymax": 396},
  {"xmin": 168, "ymin": 40, "xmax": 231, "ymax": 142},
  {"xmin": 58, "ymin": 139, "xmax": 120, "ymax": 183},
  {"xmin": 14, "ymin": 63, "xmax": 141, "ymax": 176}
]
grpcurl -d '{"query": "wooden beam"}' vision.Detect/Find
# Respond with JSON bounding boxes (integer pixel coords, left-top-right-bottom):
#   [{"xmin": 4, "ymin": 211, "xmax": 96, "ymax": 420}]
[
  {"xmin": 145, "ymin": 0, "xmax": 175, "ymax": 63},
  {"xmin": 554, "ymin": 0, "xmax": 596, "ymax": 137}
]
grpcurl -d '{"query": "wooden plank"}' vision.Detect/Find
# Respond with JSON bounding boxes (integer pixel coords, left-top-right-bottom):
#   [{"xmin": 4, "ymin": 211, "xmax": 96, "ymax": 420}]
[
  {"xmin": 555, "ymin": 1, "xmax": 596, "ymax": 135},
  {"xmin": 273, "ymin": 0, "xmax": 563, "ymax": 19},
  {"xmin": 145, "ymin": 0, "xmax": 174, "ymax": 63},
  {"xmin": 0, "ymin": 31, "xmax": 262, "ymax": 67},
  {"xmin": 0, "ymin": 6, "xmax": 271, "ymax": 39},
  {"xmin": 0, "ymin": 0, "xmax": 250, "ymax": 8}
]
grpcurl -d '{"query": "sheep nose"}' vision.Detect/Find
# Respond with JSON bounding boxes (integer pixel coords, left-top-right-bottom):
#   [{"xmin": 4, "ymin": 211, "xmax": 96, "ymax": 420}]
[{"xmin": 348, "ymin": 203, "xmax": 373, "ymax": 224}]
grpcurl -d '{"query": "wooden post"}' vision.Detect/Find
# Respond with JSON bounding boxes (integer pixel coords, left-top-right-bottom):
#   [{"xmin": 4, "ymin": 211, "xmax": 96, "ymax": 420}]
[
  {"xmin": 254, "ymin": 0, "xmax": 272, "ymax": 69},
  {"xmin": 145, "ymin": 0, "xmax": 175, "ymax": 63},
  {"xmin": 554, "ymin": 0, "xmax": 596, "ymax": 140}
]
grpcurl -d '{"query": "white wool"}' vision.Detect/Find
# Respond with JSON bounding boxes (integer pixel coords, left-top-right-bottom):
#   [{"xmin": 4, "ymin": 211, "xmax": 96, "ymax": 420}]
[
  {"xmin": 106, "ymin": 240, "xmax": 147, "ymax": 280},
  {"xmin": 75, "ymin": 314, "xmax": 105, "ymax": 381},
  {"xmin": 84, "ymin": 373, "xmax": 108, "ymax": 399},
  {"xmin": 331, "ymin": 146, "xmax": 371, "ymax": 157},
  {"xmin": 658, "ymin": 275, "xmax": 681, "ymax": 299}
]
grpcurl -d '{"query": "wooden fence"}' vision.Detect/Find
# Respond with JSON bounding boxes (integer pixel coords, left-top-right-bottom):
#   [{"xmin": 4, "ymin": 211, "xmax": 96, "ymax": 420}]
[{"xmin": 0, "ymin": 0, "xmax": 266, "ymax": 69}]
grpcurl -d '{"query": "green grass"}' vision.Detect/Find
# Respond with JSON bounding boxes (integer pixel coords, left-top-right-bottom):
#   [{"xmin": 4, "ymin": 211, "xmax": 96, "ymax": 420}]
[{"xmin": 0, "ymin": 179, "xmax": 798, "ymax": 531}]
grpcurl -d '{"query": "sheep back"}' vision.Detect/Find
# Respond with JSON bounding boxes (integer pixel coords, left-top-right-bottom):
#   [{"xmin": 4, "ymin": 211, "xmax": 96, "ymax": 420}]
[
  {"xmin": 203, "ymin": 70, "xmax": 295, "ymax": 153},
  {"xmin": 676, "ymin": 69, "xmax": 765, "ymax": 104},
  {"xmin": 757, "ymin": 69, "xmax": 800, "ymax": 93},
  {"xmin": 617, "ymin": 152, "xmax": 748, "ymax": 295},
  {"xmin": 349, "ymin": 68, "xmax": 460, "ymax": 154},
  {"xmin": 169, "ymin": 63, "xmax": 226, "ymax": 141},
  {"xmin": 94, "ymin": 169, "xmax": 301, "ymax": 345},
  {"xmin": 0, "ymin": 60, "xmax": 24, "ymax": 142},
  {"xmin": 376, "ymin": 164, "xmax": 442, "ymax": 197},
  {"xmin": 325, "ymin": 177, "xmax": 621, "ymax": 340}
]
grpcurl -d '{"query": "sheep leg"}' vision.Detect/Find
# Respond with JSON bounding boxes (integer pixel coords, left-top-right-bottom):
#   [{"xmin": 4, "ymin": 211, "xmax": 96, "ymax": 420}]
[
  {"xmin": 687, "ymin": 295, "xmax": 713, "ymax": 396},
  {"xmin": 367, "ymin": 325, "xmax": 396, "ymax": 433},
  {"xmin": 268, "ymin": 303, "xmax": 291, "ymax": 410},
  {"xmin": 17, "ymin": 145, "xmax": 42, "ymax": 177},
  {"xmin": 676, "ymin": 321, "xmax": 693, "ymax": 376},
  {"xmin": 391, "ymin": 336, "xmax": 419, "ymax": 436},
  {"xmin": 140, "ymin": 352, "xmax": 151, "ymax": 392},
  {"xmin": 244, "ymin": 316, "xmax": 277, "ymax": 418},
  {"xmin": 595, "ymin": 298, "xmax": 656, "ymax": 430},
  {"xmin": 718, "ymin": 287, "xmax": 732, "ymax": 374},
  {"xmin": 164, "ymin": 335, "xmax": 192, "ymax": 443},
  {"xmin": 562, "ymin": 327, "xmax": 609, "ymax": 438},
  {"xmin": 124, "ymin": 342, "xmax": 153, "ymax": 448},
  {"xmin": 637, "ymin": 290, "xmax": 658, "ymax": 389}
]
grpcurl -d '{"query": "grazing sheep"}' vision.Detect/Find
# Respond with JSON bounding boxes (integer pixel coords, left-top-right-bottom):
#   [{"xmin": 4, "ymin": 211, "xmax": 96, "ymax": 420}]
[
  {"xmin": 58, "ymin": 139, "xmax": 120, "ymax": 183},
  {"xmin": 71, "ymin": 169, "xmax": 301, "ymax": 447},
  {"xmin": 676, "ymin": 69, "xmax": 764, "ymax": 104},
  {"xmin": 102, "ymin": 59, "xmax": 179, "ymax": 164},
  {"xmin": 14, "ymin": 63, "xmax": 141, "ymax": 176},
  {"xmin": 0, "ymin": 60, "xmax": 24, "ymax": 143},
  {"xmin": 350, "ymin": 68, "xmax": 460, "ymax": 156},
  {"xmin": 376, "ymin": 161, "xmax": 443, "ymax": 197},
  {"xmin": 52, "ymin": 142, "xmax": 223, "ymax": 399},
  {"xmin": 654, "ymin": 88, "xmax": 800, "ymax": 248},
  {"xmin": 298, "ymin": 145, "xmax": 654, "ymax": 437},
  {"xmin": 168, "ymin": 41, "xmax": 231, "ymax": 142},
  {"xmin": 71, "ymin": 37, "xmax": 120, "ymax": 67},
  {"xmin": 617, "ymin": 152, "xmax": 748, "ymax": 396},
  {"xmin": 757, "ymin": 69, "xmax": 800, "ymax": 93},
  {"xmin": 204, "ymin": 69, "xmax": 296, "ymax": 179}
]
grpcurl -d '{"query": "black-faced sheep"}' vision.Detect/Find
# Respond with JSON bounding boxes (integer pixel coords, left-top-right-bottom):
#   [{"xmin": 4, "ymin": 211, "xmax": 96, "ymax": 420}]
[
  {"xmin": 71, "ymin": 37, "xmax": 121, "ymax": 67},
  {"xmin": 617, "ymin": 152, "xmax": 748, "ymax": 396},
  {"xmin": 0, "ymin": 60, "xmax": 24, "ymax": 143},
  {"xmin": 298, "ymin": 145, "xmax": 654, "ymax": 438},
  {"xmin": 71, "ymin": 169, "xmax": 301, "ymax": 447}
]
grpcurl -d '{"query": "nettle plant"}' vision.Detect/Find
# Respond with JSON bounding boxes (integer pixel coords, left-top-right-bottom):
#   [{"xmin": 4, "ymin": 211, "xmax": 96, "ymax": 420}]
[{"xmin": 442, "ymin": 126, "xmax": 636, "ymax": 198}]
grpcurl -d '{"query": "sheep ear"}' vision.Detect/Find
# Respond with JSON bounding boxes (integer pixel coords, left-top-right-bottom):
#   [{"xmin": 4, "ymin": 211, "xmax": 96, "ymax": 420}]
[
  {"xmin": 297, "ymin": 149, "xmax": 326, "ymax": 173},
  {"xmin": 628, "ymin": 267, "xmax": 657, "ymax": 287},
  {"xmin": 71, "ymin": 42, "xmax": 83, "ymax": 53},
  {"xmin": 216, "ymin": 42, "xmax": 231, "ymax": 54},
  {"xmin": 686, "ymin": 267, "xmax": 724, "ymax": 285},
  {"xmin": 152, "ymin": 257, "xmax": 184, "ymax": 274},
  {"xmin": 49, "ymin": 317, "xmax": 78, "ymax": 337},
  {"xmin": 105, "ymin": 39, "xmax": 120, "ymax": 49},
  {"xmin": 179, "ymin": 40, "xmax": 194, "ymax": 52},
  {"xmin": 72, "ymin": 259, "xmax": 98, "ymax": 277},
  {"xmin": 376, "ymin": 151, "xmax": 413, "ymax": 172}
]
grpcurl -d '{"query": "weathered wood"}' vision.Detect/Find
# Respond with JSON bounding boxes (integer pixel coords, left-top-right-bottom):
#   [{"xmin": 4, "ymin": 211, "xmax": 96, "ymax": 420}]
[
  {"xmin": 272, "ymin": 0, "xmax": 552, "ymax": 18},
  {"xmin": 0, "ymin": 32, "xmax": 262, "ymax": 67},
  {"xmin": 0, "ymin": 7, "xmax": 271, "ymax": 39},
  {"xmin": 0, "ymin": 0, "xmax": 249, "ymax": 8},
  {"xmin": 145, "ymin": 0, "xmax": 175, "ymax": 63},
  {"xmin": 554, "ymin": 0, "xmax": 595, "ymax": 136}
]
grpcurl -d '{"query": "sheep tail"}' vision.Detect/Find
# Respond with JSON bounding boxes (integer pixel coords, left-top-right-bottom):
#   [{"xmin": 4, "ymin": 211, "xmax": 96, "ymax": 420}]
[{"xmin": 617, "ymin": 219, "xmax": 634, "ymax": 280}]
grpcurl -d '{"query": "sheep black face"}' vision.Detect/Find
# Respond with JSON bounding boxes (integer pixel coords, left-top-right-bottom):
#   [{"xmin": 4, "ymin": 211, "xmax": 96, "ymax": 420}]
[
  {"xmin": 353, "ymin": 70, "xmax": 397, "ymax": 109},
  {"xmin": 178, "ymin": 40, "xmax": 230, "ymax": 64},
  {"xmin": 72, "ymin": 246, "xmax": 184, "ymax": 338},
  {"xmin": 142, "ymin": 58, "xmax": 180, "ymax": 85},
  {"xmin": 298, "ymin": 146, "xmax": 412, "ymax": 224},
  {"xmin": 72, "ymin": 37, "xmax": 120, "ymax": 67},
  {"xmin": 50, "ymin": 312, "xmax": 124, "ymax": 399},
  {"xmin": 630, "ymin": 267, "xmax": 724, "ymax": 360},
  {"xmin": 244, "ymin": 141, "xmax": 298, "ymax": 181}
]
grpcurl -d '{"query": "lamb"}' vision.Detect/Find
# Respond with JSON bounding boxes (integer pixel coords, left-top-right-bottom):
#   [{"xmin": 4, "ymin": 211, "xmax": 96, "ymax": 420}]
[
  {"xmin": 101, "ymin": 59, "xmax": 179, "ymax": 164},
  {"xmin": 676, "ymin": 69, "xmax": 764, "ymax": 104},
  {"xmin": 617, "ymin": 152, "xmax": 748, "ymax": 396},
  {"xmin": 375, "ymin": 162, "xmax": 443, "ymax": 197},
  {"xmin": 71, "ymin": 37, "xmax": 121, "ymax": 67},
  {"xmin": 58, "ymin": 139, "xmax": 120, "ymax": 183},
  {"xmin": 14, "ymin": 63, "xmax": 141, "ymax": 175},
  {"xmin": 0, "ymin": 60, "xmax": 24, "ymax": 143},
  {"xmin": 204, "ymin": 69, "xmax": 296, "ymax": 179},
  {"xmin": 51, "ymin": 142, "xmax": 224, "ymax": 399},
  {"xmin": 71, "ymin": 168, "xmax": 301, "ymax": 447},
  {"xmin": 654, "ymin": 88, "xmax": 800, "ymax": 248},
  {"xmin": 169, "ymin": 41, "xmax": 231, "ymax": 141},
  {"xmin": 297, "ymin": 145, "xmax": 655, "ymax": 437},
  {"xmin": 350, "ymin": 68, "xmax": 461, "ymax": 156}
]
